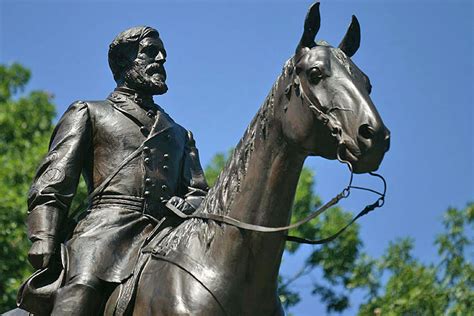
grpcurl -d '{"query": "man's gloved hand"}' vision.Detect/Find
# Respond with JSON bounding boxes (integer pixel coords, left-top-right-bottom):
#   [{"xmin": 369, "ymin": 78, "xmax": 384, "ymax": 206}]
[
  {"xmin": 167, "ymin": 196, "xmax": 198, "ymax": 215},
  {"xmin": 28, "ymin": 239, "xmax": 56, "ymax": 270}
]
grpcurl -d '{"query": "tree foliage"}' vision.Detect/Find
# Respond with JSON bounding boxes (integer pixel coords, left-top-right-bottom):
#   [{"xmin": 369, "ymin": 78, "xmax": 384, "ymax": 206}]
[
  {"xmin": 0, "ymin": 63, "xmax": 88, "ymax": 311},
  {"xmin": 358, "ymin": 203, "xmax": 474, "ymax": 315},
  {"xmin": 0, "ymin": 63, "xmax": 55, "ymax": 309}
]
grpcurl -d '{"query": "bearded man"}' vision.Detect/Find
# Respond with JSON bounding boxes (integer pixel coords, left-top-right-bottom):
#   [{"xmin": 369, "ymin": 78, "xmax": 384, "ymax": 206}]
[{"xmin": 25, "ymin": 26, "xmax": 208, "ymax": 315}]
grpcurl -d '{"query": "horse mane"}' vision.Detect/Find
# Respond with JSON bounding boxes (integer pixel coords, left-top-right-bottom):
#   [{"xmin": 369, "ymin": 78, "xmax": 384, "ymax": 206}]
[
  {"xmin": 199, "ymin": 57, "xmax": 295, "ymax": 217},
  {"xmin": 153, "ymin": 58, "xmax": 295, "ymax": 254}
]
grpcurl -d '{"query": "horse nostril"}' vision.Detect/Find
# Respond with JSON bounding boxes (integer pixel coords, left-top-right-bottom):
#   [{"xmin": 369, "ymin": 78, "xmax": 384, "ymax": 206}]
[{"xmin": 359, "ymin": 124, "xmax": 375, "ymax": 140}]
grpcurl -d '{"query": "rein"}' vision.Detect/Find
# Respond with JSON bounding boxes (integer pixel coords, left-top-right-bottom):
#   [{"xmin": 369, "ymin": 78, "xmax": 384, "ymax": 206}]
[
  {"xmin": 166, "ymin": 165, "xmax": 386, "ymax": 245},
  {"xmin": 166, "ymin": 69, "xmax": 387, "ymax": 245}
]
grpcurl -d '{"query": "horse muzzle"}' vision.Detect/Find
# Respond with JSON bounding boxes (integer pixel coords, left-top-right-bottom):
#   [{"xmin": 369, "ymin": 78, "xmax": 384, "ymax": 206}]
[{"xmin": 339, "ymin": 127, "xmax": 390, "ymax": 174}]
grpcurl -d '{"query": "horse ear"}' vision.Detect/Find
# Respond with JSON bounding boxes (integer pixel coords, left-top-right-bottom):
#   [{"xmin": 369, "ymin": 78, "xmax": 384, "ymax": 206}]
[
  {"xmin": 296, "ymin": 2, "xmax": 321, "ymax": 54},
  {"xmin": 338, "ymin": 15, "xmax": 360, "ymax": 57}
]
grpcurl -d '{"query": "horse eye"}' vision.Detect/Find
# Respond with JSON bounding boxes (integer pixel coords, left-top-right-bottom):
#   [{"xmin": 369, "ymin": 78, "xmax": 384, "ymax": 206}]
[{"xmin": 308, "ymin": 67, "xmax": 323, "ymax": 85}]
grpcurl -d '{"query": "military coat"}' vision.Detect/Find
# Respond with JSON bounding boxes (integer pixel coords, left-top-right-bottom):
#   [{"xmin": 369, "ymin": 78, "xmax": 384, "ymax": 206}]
[{"xmin": 26, "ymin": 89, "xmax": 208, "ymax": 282}]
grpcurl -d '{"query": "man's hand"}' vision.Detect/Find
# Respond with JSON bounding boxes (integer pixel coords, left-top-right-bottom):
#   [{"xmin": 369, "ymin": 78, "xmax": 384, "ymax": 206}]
[{"xmin": 28, "ymin": 239, "xmax": 56, "ymax": 269}]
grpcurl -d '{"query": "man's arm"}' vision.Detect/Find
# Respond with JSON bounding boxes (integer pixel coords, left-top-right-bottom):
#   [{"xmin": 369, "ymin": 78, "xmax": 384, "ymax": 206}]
[
  {"xmin": 179, "ymin": 130, "xmax": 209, "ymax": 210},
  {"xmin": 27, "ymin": 101, "xmax": 91, "ymax": 269}
]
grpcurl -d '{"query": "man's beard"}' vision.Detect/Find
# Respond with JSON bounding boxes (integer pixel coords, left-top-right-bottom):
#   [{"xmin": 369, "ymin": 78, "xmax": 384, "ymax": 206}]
[{"xmin": 124, "ymin": 65, "xmax": 168, "ymax": 95}]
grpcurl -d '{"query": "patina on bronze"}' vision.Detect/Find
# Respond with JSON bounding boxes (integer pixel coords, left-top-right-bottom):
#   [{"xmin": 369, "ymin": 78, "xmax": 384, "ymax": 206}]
[{"xmin": 10, "ymin": 3, "xmax": 390, "ymax": 316}]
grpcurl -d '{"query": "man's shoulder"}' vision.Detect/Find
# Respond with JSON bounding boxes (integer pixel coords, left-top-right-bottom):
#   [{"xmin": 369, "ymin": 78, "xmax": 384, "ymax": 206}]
[
  {"xmin": 66, "ymin": 99, "xmax": 114, "ymax": 115},
  {"xmin": 66, "ymin": 99, "xmax": 110, "ymax": 109}
]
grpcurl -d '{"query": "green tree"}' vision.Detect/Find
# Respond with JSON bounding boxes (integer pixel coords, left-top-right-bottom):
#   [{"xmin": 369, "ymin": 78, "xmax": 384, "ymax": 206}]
[
  {"xmin": 0, "ymin": 63, "xmax": 87, "ymax": 311},
  {"xmin": 0, "ymin": 63, "xmax": 55, "ymax": 309},
  {"xmin": 358, "ymin": 203, "xmax": 474, "ymax": 315},
  {"xmin": 205, "ymin": 151, "xmax": 370, "ymax": 313}
]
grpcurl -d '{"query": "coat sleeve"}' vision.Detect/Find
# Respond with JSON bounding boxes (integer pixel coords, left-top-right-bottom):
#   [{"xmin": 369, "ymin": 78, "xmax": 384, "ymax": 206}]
[
  {"xmin": 179, "ymin": 130, "xmax": 209, "ymax": 207},
  {"xmin": 27, "ymin": 101, "xmax": 92, "ymax": 243}
]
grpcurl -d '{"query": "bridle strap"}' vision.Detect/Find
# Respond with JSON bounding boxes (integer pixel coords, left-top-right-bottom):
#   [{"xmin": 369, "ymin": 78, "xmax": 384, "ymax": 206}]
[
  {"xmin": 286, "ymin": 176, "xmax": 385, "ymax": 244},
  {"xmin": 166, "ymin": 191, "xmax": 344, "ymax": 234}
]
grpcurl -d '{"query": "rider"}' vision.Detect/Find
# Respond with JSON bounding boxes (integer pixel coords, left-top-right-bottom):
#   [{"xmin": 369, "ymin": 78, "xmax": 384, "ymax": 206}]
[{"xmin": 25, "ymin": 26, "xmax": 208, "ymax": 315}]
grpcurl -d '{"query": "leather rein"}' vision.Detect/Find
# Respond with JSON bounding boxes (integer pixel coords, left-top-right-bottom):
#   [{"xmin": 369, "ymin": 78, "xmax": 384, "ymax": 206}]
[{"xmin": 165, "ymin": 70, "xmax": 387, "ymax": 245}]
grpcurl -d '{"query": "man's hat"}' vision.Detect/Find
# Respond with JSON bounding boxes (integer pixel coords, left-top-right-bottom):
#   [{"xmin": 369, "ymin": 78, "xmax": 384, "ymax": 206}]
[{"xmin": 16, "ymin": 244, "xmax": 68, "ymax": 316}]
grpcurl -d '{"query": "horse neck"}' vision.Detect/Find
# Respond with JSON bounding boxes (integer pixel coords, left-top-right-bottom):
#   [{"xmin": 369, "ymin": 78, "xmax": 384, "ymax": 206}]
[
  {"xmin": 202, "ymin": 60, "xmax": 307, "ymax": 296},
  {"xmin": 227, "ymin": 117, "xmax": 306, "ymax": 228},
  {"xmin": 204, "ymin": 63, "xmax": 306, "ymax": 225}
]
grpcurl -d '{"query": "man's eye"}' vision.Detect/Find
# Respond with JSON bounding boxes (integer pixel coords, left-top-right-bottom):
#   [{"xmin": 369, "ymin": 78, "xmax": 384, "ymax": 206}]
[
  {"xmin": 308, "ymin": 67, "xmax": 324, "ymax": 84},
  {"xmin": 143, "ymin": 47, "xmax": 158, "ymax": 56}
]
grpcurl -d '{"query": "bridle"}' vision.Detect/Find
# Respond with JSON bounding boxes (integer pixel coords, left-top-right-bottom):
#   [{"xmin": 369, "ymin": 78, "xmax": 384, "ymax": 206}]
[
  {"xmin": 165, "ymin": 64, "xmax": 387, "ymax": 245},
  {"xmin": 285, "ymin": 66, "xmax": 387, "ymax": 244}
]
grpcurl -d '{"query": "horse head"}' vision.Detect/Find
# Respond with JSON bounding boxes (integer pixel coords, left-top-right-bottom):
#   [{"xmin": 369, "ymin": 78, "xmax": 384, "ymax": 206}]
[{"xmin": 281, "ymin": 2, "xmax": 390, "ymax": 173}]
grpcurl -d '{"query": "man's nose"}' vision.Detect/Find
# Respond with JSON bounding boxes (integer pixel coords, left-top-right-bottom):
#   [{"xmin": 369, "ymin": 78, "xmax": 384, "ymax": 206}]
[{"xmin": 155, "ymin": 51, "xmax": 166, "ymax": 63}]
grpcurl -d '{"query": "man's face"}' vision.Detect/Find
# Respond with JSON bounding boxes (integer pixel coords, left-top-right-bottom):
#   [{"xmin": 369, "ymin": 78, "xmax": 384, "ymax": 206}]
[{"xmin": 124, "ymin": 34, "xmax": 168, "ymax": 95}]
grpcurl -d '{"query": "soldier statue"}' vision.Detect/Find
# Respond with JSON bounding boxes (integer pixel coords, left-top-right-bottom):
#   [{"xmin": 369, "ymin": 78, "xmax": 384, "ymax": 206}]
[{"xmin": 23, "ymin": 26, "xmax": 209, "ymax": 315}]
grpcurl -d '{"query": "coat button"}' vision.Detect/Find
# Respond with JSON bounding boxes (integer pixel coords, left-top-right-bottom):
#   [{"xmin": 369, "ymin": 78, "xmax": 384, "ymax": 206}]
[
  {"xmin": 143, "ymin": 146, "xmax": 150, "ymax": 154},
  {"xmin": 144, "ymin": 191, "xmax": 150, "ymax": 197},
  {"xmin": 144, "ymin": 158, "xmax": 151, "ymax": 164},
  {"xmin": 140, "ymin": 126, "xmax": 149, "ymax": 135},
  {"xmin": 163, "ymin": 153, "xmax": 169, "ymax": 160},
  {"xmin": 161, "ymin": 185, "xmax": 168, "ymax": 191},
  {"xmin": 163, "ymin": 165, "xmax": 168, "ymax": 171},
  {"xmin": 145, "ymin": 178, "xmax": 152, "ymax": 185}
]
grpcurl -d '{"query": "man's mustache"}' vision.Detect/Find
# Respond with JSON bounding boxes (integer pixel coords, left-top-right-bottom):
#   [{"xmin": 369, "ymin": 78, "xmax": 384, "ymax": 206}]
[{"xmin": 145, "ymin": 64, "xmax": 165, "ymax": 76}]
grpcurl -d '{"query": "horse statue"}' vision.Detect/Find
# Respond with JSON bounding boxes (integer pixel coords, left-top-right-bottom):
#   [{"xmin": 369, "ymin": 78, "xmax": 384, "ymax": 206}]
[{"xmin": 103, "ymin": 3, "xmax": 390, "ymax": 315}]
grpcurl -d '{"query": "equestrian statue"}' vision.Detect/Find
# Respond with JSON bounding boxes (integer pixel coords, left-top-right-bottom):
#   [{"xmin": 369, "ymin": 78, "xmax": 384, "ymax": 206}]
[{"xmin": 10, "ymin": 2, "xmax": 390, "ymax": 315}]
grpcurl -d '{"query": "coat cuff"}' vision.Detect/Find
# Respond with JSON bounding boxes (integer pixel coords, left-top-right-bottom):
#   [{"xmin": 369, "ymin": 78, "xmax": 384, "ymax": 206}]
[{"xmin": 27, "ymin": 206, "xmax": 61, "ymax": 242}]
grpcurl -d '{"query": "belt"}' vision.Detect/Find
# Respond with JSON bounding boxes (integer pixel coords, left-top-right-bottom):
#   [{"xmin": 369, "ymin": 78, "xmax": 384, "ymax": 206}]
[
  {"xmin": 91, "ymin": 195, "xmax": 144, "ymax": 212},
  {"xmin": 90, "ymin": 195, "xmax": 168, "ymax": 221}
]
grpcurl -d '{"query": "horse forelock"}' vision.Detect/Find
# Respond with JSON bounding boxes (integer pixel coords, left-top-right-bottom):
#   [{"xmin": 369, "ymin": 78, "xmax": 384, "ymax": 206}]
[{"xmin": 295, "ymin": 41, "xmax": 370, "ymax": 93}]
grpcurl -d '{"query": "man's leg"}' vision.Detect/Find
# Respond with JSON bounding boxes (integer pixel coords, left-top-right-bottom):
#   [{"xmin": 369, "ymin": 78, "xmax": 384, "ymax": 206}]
[{"xmin": 52, "ymin": 273, "xmax": 111, "ymax": 316}]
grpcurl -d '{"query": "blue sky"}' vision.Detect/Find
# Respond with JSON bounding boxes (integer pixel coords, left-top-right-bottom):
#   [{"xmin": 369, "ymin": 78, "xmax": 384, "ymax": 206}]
[{"xmin": 1, "ymin": 0, "xmax": 472, "ymax": 314}]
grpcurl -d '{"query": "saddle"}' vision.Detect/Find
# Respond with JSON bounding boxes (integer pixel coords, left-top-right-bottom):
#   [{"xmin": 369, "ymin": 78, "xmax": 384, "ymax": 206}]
[{"xmin": 109, "ymin": 196, "xmax": 193, "ymax": 315}]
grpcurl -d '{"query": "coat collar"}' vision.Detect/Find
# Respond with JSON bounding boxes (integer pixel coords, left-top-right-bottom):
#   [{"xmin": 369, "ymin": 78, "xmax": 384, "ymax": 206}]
[
  {"xmin": 113, "ymin": 87, "xmax": 155, "ymax": 109},
  {"xmin": 107, "ymin": 90, "xmax": 174, "ymax": 137}
]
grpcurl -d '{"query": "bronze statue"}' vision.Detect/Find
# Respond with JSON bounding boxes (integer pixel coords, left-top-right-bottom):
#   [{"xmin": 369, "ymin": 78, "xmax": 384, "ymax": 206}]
[
  {"xmin": 19, "ymin": 26, "xmax": 209, "ymax": 315},
  {"xmin": 10, "ymin": 3, "xmax": 390, "ymax": 315}
]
